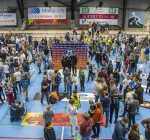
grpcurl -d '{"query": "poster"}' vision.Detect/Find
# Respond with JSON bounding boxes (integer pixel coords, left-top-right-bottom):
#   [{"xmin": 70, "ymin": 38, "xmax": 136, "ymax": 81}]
[
  {"xmin": 80, "ymin": 7, "xmax": 118, "ymax": 25},
  {"xmin": 28, "ymin": 7, "xmax": 67, "ymax": 25},
  {"xmin": 128, "ymin": 11, "xmax": 144, "ymax": 28},
  {"xmin": 0, "ymin": 9, "xmax": 17, "ymax": 26}
]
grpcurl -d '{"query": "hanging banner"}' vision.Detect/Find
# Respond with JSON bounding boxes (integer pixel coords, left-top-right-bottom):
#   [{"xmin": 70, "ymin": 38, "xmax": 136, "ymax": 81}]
[
  {"xmin": 0, "ymin": 9, "xmax": 17, "ymax": 26},
  {"xmin": 128, "ymin": 11, "xmax": 144, "ymax": 28},
  {"xmin": 80, "ymin": 7, "xmax": 118, "ymax": 25},
  {"xmin": 28, "ymin": 7, "xmax": 67, "ymax": 25}
]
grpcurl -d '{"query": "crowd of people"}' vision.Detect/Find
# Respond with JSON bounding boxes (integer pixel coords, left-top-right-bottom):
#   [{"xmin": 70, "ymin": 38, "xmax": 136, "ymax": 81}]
[{"xmin": 0, "ymin": 27, "xmax": 149, "ymax": 140}]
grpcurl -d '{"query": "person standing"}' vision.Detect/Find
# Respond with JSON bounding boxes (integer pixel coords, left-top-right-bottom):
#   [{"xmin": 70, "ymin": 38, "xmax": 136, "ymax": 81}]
[
  {"xmin": 135, "ymin": 81, "xmax": 144, "ymax": 105},
  {"xmin": 112, "ymin": 117, "xmax": 129, "ymax": 140},
  {"xmin": 127, "ymin": 94, "xmax": 139, "ymax": 129},
  {"xmin": 141, "ymin": 118, "xmax": 150, "ymax": 140},
  {"xmin": 101, "ymin": 92, "xmax": 111, "ymax": 128},
  {"xmin": 20, "ymin": 74, "xmax": 30, "ymax": 101},
  {"xmin": 110, "ymin": 90, "xmax": 121, "ymax": 124},
  {"xmin": 145, "ymin": 74, "xmax": 150, "ymax": 94},
  {"xmin": 41, "ymin": 76, "xmax": 50, "ymax": 105},
  {"xmin": 70, "ymin": 90, "xmax": 81, "ymax": 110},
  {"xmin": 43, "ymin": 105, "xmax": 54, "ymax": 125},
  {"xmin": 80, "ymin": 112, "xmax": 92, "ymax": 140},
  {"xmin": 66, "ymin": 74, "xmax": 73, "ymax": 98},
  {"xmin": 91, "ymin": 102, "xmax": 103, "ymax": 138},
  {"xmin": 14, "ymin": 68, "xmax": 22, "ymax": 93},
  {"xmin": 68, "ymin": 99, "xmax": 78, "ymax": 137},
  {"xmin": 128, "ymin": 123, "xmax": 140, "ymax": 140},
  {"xmin": 80, "ymin": 71, "xmax": 85, "ymax": 91}
]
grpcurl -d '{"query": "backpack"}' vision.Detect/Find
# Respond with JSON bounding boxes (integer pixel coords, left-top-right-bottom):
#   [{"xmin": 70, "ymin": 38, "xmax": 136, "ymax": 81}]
[{"xmin": 55, "ymin": 74, "xmax": 61, "ymax": 85}]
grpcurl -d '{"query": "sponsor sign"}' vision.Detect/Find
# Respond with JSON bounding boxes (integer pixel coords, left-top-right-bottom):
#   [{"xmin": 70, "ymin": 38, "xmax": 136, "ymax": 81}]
[
  {"xmin": 80, "ymin": 7, "xmax": 118, "ymax": 25},
  {"xmin": 0, "ymin": 9, "xmax": 17, "ymax": 26},
  {"xmin": 28, "ymin": 7, "xmax": 67, "ymax": 25}
]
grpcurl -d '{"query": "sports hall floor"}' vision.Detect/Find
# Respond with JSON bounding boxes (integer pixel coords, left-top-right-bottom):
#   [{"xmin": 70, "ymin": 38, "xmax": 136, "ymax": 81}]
[{"xmin": 0, "ymin": 41, "xmax": 150, "ymax": 140}]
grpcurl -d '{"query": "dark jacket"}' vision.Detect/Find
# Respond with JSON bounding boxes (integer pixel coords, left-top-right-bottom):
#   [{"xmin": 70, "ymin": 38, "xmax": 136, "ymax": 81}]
[
  {"xmin": 112, "ymin": 121, "xmax": 127, "ymax": 140},
  {"xmin": 135, "ymin": 86, "xmax": 144, "ymax": 104},
  {"xmin": 128, "ymin": 100, "xmax": 139, "ymax": 115},
  {"xmin": 113, "ymin": 72, "xmax": 120, "ymax": 84}
]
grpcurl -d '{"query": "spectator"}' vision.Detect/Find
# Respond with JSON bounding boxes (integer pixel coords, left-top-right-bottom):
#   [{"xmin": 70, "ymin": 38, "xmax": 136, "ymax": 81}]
[
  {"xmin": 112, "ymin": 117, "xmax": 129, "ymax": 140},
  {"xmin": 80, "ymin": 112, "xmax": 92, "ymax": 140},
  {"xmin": 141, "ymin": 118, "xmax": 150, "ymax": 140},
  {"xmin": 43, "ymin": 105, "xmax": 54, "ymax": 125},
  {"xmin": 128, "ymin": 123, "xmax": 140, "ymax": 140},
  {"xmin": 91, "ymin": 102, "xmax": 103, "ymax": 138}
]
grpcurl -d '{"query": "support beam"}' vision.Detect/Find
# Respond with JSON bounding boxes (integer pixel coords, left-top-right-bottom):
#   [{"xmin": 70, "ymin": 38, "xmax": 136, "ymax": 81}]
[
  {"xmin": 16, "ymin": 0, "xmax": 24, "ymax": 19},
  {"xmin": 122, "ymin": 0, "xmax": 127, "ymax": 30},
  {"xmin": 52, "ymin": 0, "xmax": 70, "ymax": 7},
  {"xmin": 74, "ymin": 0, "xmax": 96, "ymax": 7},
  {"xmin": 71, "ymin": 0, "xmax": 75, "ymax": 20}
]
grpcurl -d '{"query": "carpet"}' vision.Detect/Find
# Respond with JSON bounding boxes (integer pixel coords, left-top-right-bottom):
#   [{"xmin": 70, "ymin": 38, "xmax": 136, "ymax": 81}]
[
  {"xmin": 21, "ymin": 112, "xmax": 106, "ymax": 126},
  {"xmin": 33, "ymin": 92, "xmax": 41, "ymax": 100}
]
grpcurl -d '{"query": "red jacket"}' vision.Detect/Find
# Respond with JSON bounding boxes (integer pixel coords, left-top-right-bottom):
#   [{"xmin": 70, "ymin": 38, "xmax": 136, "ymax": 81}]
[
  {"xmin": 93, "ymin": 107, "xmax": 103, "ymax": 124},
  {"xmin": 80, "ymin": 118, "xmax": 92, "ymax": 137}
]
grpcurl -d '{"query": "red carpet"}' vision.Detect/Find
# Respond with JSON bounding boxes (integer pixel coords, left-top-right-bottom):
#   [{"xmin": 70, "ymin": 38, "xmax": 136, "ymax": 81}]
[{"xmin": 22, "ymin": 113, "xmax": 106, "ymax": 126}]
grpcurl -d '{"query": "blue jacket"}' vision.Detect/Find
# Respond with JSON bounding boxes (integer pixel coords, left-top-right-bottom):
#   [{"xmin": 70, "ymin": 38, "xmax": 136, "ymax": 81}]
[{"xmin": 112, "ymin": 121, "xmax": 127, "ymax": 140}]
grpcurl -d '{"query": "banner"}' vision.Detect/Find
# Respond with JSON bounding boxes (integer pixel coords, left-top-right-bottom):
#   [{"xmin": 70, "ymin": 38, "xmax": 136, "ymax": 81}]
[
  {"xmin": 28, "ymin": 7, "xmax": 67, "ymax": 25},
  {"xmin": 128, "ymin": 11, "xmax": 144, "ymax": 28},
  {"xmin": 80, "ymin": 7, "xmax": 118, "ymax": 25},
  {"xmin": 0, "ymin": 9, "xmax": 17, "ymax": 26},
  {"xmin": 52, "ymin": 43, "xmax": 88, "ymax": 69}
]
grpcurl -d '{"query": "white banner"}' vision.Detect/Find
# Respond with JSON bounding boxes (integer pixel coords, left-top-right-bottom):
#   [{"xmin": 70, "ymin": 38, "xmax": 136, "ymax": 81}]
[
  {"xmin": 80, "ymin": 7, "xmax": 118, "ymax": 25},
  {"xmin": 28, "ymin": 7, "xmax": 66, "ymax": 19},
  {"xmin": 0, "ymin": 9, "xmax": 17, "ymax": 26}
]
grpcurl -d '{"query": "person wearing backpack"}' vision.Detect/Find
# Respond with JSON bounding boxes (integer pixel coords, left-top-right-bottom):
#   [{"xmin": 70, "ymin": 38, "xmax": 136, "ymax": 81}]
[
  {"xmin": 80, "ymin": 112, "xmax": 93, "ymax": 140},
  {"xmin": 20, "ymin": 74, "xmax": 30, "ymax": 101},
  {"xmin": 55, "ymin": 72, "xmax": 61, "ymax": 94}
]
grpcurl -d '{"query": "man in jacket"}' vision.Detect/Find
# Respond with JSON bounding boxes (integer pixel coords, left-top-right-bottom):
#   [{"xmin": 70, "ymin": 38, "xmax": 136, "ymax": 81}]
[
  {"xmin": 41, "ymin": 76, "xmax": 50, "ymax": 105},
  {"xmin": 21, "ymin": 74, "xmax": 30, "ymax": 101},
  {"xmin": 112, "ymin": 117, "xmax": 129, "ymax": 140},
  {"xmin": 80, "ymin": 112, "xmax": 92, "ymax": 140},
  {"xmin": 135, "ymin": 81, "xmax": 144, "ymax": 104},
  {"xmin": 141, "ymin": 118, "xmax": 150, "ymax": 140},
  {"xmin": 128, "ymin": 94, "xmax": 139, "ymax": 129}
]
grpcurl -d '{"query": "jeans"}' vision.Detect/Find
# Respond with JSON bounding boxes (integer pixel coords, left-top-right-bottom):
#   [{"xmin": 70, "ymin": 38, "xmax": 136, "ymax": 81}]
[
  {"xmin": 81, "ymin": 136, "xmax": 90, "ymax": 140},
  {"xmin": 92, "ymin": 123, "xmax": 100, "ymax": 137},
  {"xmin": 110, "ymin": 105, "xmax": 119, "ymax": 123},
  {"xmin": 103, "ymin": 108, "xmax": 110, "ymax": 125},
  {"xmin": 145, "ymin": 130, "xmax": 150, "ymax": 140},
  {"xmin": 128, "ymin": 114, "xmax": 136, "ymax": 129},
  {"xmin": 41, "ymin": 91, "xmax": 49, "ymax": 104},
  {"xmin": 95, "ymin": 95, "xmax": 100, "ymax": 102},
  {"xmin": 67, "ymin": 84, "xmax": 72, "ymax": 97},
  {"xmin": 16, "ymin": 81, "xmax": 21, "ymax": 92}
]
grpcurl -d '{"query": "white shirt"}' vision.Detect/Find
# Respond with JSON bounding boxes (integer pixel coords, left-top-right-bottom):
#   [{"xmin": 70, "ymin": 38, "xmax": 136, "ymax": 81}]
[
  {"xmin": 125, "ymin": 91, "xmax": 134, "ymax": 103},
  {"xmin": 73, "ymin": 76, "xmax": 78, "ymax": 85},
  {"xmin": 47, "ymin": 69, "xmax": 53, "ymax": 81},
  {"xmin": 20, "ymin": 53, "xmax": 26, "ymax": 63},
  {"xmin": 14, "ymin": 71, "xmax": 22, "ymax": 81},
  {"xmin": 3, "ymin": 64, "xmax": 9, "ymax": 73}
]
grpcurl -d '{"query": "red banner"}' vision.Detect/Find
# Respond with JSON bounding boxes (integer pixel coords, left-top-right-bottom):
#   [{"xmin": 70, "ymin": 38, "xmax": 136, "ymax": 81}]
[{"xmin": 80, "ymin": 14, "xmax": 118, "ymax": 19}]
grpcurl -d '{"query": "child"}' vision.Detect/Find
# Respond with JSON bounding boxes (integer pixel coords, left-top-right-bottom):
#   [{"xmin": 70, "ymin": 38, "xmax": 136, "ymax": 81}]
[
  {"xmin": 7, "ymin": 87, "xmax": 14, "ymax": 105},
  {"xmin": 80, "ymin": 71, "xmax": 85, "ymax": 91},
  {"xmin": 88, "ymin": 100, "xmax": 96, "ymax": 117},
  {"xmin": 73, "ymin": 73, "xmax": 78, "ymax": 90}
]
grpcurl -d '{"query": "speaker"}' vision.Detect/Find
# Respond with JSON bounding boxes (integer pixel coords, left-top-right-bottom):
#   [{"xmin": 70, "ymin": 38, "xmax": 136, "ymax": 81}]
[
  {"xmin": 44, "ymin": 1, "xmax": 48, "ymax": 7},
  {"xmin": 99, "ymin": 2, "xmax": 103, "ymax": 7}
]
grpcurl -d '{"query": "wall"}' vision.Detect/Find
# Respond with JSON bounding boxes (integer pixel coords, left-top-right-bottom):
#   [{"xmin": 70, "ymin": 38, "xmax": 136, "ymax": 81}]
[{"xmin": 0, "ymin": 0, "xmax": 149, "ymax": 29}]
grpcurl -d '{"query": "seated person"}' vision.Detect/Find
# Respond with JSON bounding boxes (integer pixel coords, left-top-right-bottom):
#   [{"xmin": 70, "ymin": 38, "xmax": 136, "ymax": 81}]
[{"xmin": 10, "ymin": 101, "xmax": 25, "ymax": 122}]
